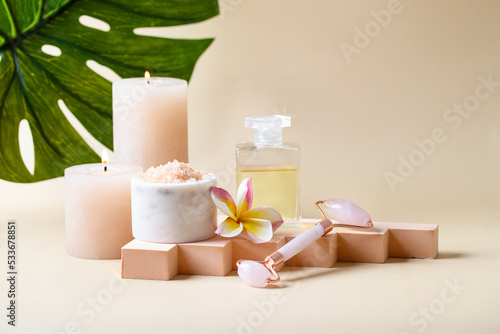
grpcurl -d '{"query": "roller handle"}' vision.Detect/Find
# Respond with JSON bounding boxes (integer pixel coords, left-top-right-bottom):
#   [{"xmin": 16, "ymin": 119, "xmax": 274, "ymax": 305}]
[{"xmin": 277, "ymin": 219, "xmax": 333, "ymax": 261}]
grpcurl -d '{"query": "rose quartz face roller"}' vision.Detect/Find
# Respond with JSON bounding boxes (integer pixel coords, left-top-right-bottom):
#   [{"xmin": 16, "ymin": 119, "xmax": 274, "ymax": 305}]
[{"xmin": 236, "ymin": 199, "xmax": 373, "ymax": 287}]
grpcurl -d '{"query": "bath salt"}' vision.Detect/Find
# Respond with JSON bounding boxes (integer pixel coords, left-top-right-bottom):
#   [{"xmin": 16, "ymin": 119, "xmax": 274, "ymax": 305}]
[{"xmin": 136, "ymin": 160, "xmax": 210, "ymax": 184}]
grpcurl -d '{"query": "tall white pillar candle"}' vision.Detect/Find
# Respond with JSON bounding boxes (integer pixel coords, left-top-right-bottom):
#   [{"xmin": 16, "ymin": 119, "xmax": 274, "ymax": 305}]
[
  {"xmin": 113, "ymin": 76, "xmax": 188, "ymax": 170},
  {"xmin": 65, "ymin": 164, "xmax": 142, "ymax": 259}
]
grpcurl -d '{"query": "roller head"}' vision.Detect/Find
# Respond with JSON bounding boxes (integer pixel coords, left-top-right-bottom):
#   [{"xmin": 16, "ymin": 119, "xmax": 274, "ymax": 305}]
[
  {"xmin": 236, "ymin": 260, "xmax": 271, "ymax": 288},
  {"xmin": 322, "ymin": 198, "xmax": 372, "ymax": 228}
]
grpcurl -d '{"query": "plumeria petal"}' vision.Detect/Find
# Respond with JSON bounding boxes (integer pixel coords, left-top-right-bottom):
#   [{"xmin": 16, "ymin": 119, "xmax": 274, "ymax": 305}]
[
  {"xmin": 235, "ymin": 178, "xmax": 253, "ymax": 216},
  {"xmin": 211, "ymin": 187, "xmax": 237, "ymax": 220},
  {"xmin": 241, "ymin": 206, "xmax": 284, "ymax": 232},
  {"xmin": 239, "ymin": 217, "xmax": 273, "ymax": 244},
  {"xmin": 215, "ymin": 217, "xmax": 244, "ymax": 238}
]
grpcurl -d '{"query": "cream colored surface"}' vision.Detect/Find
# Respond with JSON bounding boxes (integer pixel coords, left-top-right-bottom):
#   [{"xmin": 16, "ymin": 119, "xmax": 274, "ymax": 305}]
[
  {"xmin": 0, "ymin": 0, "xmax": 499, "ymax": 333},
  {"xmin": 0, "ymin": 204, "xmax": 498, "ymax": 334}
]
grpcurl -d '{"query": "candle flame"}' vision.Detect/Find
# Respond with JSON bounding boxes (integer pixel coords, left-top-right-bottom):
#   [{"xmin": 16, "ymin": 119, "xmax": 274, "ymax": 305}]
[
  {"xmin": 101, "ymin": 150, "xmax": 109, "ymax": 164},
  {"xmin": 145, "ymin": 71, "xmax": 150, "ymax": 79}
]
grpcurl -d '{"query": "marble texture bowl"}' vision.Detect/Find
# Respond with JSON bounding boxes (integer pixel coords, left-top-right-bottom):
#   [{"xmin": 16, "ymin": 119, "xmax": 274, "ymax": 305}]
[{"xmin": 131, "ymin": 174, "xmax": 217, "ymax": 243}]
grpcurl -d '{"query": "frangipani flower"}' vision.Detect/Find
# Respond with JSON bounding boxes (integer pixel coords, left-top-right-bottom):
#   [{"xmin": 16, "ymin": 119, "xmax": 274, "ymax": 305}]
[{"xmin": 211, "ymin": 178, "xmax": 284, "ymax": 244}]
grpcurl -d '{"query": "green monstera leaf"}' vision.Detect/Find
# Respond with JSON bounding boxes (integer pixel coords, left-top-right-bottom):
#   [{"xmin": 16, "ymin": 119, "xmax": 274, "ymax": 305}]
[{"xmin": 0, "ymin": 0, "xmax": 218, "ymax": 183}]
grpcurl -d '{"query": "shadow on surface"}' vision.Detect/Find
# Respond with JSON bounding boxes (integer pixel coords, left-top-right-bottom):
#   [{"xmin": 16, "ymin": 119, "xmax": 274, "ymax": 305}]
[
  {"xmin": 436, "ymin": 252, "xmax": 466, "ymax": 259},
  {"xmin": 170, "ymin": 274, "xmax": 191, "ymax": 281},
  {"xmin": 277, "ymin": 263, "xmax": 365, "ymax": 286}
]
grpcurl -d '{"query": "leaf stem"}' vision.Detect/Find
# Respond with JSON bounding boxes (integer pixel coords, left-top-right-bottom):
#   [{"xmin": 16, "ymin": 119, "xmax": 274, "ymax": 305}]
[
  {"xmin": 0, "ymin": 54, "xmax": 16, "ymax": 117},
  {"xmin": 10, "ymin": 46, "xmax": 31, "ymax": 117}
]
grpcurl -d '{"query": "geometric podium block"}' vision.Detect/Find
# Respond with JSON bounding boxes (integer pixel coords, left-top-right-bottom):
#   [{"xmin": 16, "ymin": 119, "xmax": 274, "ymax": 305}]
[
  {"xmin": 178, "ymin": 236, "xmax": 232, "ymax": 276},
  {"xmin": 375, "ymin": 222, "xmax": 438, "ymax": 259},
  {"xmin": 336, "ymin": 225, "xmax": 389, "ymax": 263},
  {"xmin": 121, "ymin": 219, "xmax": 439, "ymax": 281},
  {"xmin": 121, "ymin": 239, "xmax": 178, "ymax": 280}
]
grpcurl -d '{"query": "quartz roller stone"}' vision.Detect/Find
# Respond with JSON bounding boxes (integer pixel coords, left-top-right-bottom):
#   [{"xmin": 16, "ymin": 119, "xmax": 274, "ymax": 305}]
[
  {"xmin": 322, "ymin": 199, "xmax": 372, "ymax": 227},
  {"xmin": 237, "ymin": 260, "xmax": 271, "ymax": 288}
]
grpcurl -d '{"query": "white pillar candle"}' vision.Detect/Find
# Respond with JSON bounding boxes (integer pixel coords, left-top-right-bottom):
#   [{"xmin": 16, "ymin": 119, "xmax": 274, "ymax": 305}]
[
  {"xmin": 112, "ymin": 75, "xmax": 188, "ymax": 170},
  {"xmin": 131, "ymin": 174, "xmax": 217, "ymax": 243},
  {"xmin": 65, "ymin": 164, "xmax": 142, "ymax": 259}
]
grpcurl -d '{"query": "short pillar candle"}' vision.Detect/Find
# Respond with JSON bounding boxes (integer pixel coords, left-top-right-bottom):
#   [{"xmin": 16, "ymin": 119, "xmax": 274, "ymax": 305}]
[{"xmin": 65, "ymin": 163, "xmax": 142, "ymax": 259}]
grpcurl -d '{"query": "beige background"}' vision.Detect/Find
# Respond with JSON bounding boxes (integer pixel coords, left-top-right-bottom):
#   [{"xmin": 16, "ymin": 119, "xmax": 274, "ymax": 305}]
[
  {"xmin": 0, "ymin": 0, "xmax": 499, "ymax": 333},
  {"xmin": 1, "ymin": 0, "xmax": 499, "ymax": 222}
]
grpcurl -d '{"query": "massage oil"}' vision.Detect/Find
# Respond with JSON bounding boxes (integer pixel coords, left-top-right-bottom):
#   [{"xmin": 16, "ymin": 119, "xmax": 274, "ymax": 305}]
[{"xmin": 236, "ymin": 115, "xmax": 301, "ymax": 227}]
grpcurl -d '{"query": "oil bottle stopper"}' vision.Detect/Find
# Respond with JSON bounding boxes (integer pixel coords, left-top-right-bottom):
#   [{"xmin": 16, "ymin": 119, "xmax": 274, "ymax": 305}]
[{"xmin": 245, "ymin": 115, "xmax": 291, "ymax": 146}]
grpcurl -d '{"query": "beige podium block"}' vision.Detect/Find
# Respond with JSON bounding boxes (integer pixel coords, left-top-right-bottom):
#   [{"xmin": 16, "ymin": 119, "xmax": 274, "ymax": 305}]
[
  {"xmin": 231, "ymin": 235, "xmax": 287, "ymax": 269},
  {"xmin": 121, "ymin": 220, "xmax": 439, "ymax": 281},
  {"xmin": 335, "ymin": 226, "xmax": 389, "ymax": 263},
  {"xmin": 375, "ymin": 222, "xmax": 438, "ymax": 259},
  {"xmin": 121, "ymin": 239, "xmax": 178, "ymax": 280},
  {"xmin": 178, "ymin": 236, "xmax": 232, "ymax": 276}
]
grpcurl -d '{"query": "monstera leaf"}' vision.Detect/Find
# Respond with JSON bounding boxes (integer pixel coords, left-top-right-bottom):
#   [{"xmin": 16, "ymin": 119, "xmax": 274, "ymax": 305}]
[{"xmin": 0, "ymin": 0, "xmax": 218, "ymax": 183}]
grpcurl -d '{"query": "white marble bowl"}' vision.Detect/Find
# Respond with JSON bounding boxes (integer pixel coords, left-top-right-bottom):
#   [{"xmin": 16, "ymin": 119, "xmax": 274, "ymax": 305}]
[{"xmin": 131, "ymin": 174, "xmax": 217, "ymax": 243}]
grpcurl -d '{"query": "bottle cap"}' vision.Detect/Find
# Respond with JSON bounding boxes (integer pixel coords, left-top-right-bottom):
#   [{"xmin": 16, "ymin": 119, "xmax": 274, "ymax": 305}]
[{"xmin": 245, "ymin": 115, "xmax": 291, "ymax": 146}]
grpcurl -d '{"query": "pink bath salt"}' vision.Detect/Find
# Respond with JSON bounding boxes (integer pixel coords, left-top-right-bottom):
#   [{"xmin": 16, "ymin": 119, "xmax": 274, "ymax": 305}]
[{"xmin": 136, "ymin": 160, "xmax": 210, "ymax": 184}]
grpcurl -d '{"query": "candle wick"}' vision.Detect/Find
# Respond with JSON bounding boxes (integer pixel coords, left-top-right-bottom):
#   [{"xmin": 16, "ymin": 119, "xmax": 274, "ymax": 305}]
[{"xmin": 104, "ymin": 165, "xmax": 108, "ymax": 172}]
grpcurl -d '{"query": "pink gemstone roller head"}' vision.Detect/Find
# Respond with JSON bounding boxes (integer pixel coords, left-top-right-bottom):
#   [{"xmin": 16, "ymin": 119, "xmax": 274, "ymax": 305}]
[{"xmin": 316, "ymin": 198, "xmax": 373, "ymax": 228}]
